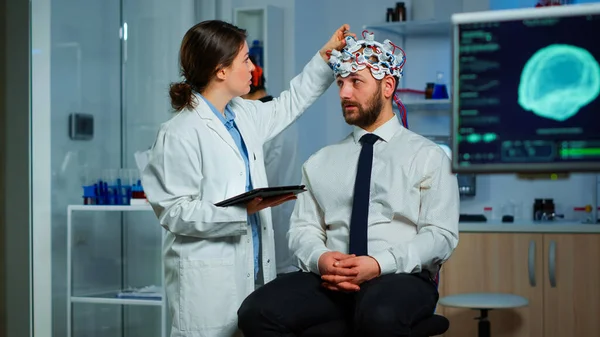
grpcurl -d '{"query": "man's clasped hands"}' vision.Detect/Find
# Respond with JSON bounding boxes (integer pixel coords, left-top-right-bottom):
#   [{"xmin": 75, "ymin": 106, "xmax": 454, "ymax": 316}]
[{"xmin": 318, "ymin": 251, "xmax": 382, "ymax": 292}]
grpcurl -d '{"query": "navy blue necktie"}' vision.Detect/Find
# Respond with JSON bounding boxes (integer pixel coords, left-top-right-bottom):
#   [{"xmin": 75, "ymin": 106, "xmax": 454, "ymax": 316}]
[{"xmin": 349, "ymin": 133, "xmax": 380, "ymax": 256}]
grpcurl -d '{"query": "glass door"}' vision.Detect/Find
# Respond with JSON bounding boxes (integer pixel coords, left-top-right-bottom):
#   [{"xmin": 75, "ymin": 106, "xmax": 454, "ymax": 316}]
[{"xmin": 30, "ymin": 0, "xmax": 196, "ymax": 336}]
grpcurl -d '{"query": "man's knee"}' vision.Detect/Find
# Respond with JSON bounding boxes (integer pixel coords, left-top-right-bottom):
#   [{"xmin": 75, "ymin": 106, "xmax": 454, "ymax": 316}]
[
  {"xmin": 355, "ymin": 304, "xmax": 411, "ymax": 336},
  {"xmin": 353, "ymin": 274, "xmax": 438, "ymax": 336},
  {"xmin": 238, "ymin": 272, "xmax": 317, "ymax": 332},
  {"xmin": 237, "ymin": 290, "xmax": 264, "ymax": 331}
]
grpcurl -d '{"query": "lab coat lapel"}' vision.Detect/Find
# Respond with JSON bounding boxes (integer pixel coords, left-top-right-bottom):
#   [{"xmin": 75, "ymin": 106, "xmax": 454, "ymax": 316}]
[{"xmin": 194, "ymin": 100, "xmax": 242, "ymax": 160}]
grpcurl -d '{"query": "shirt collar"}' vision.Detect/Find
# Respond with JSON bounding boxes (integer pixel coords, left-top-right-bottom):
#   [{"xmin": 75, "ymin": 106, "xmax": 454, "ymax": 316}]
[
  {"xmin": 352, "ymin": 114, "xmax": 404, "ymax": 144},
  {"xmin": 197, "ymin": 93, "xmax": 236, "ymax": 129}
]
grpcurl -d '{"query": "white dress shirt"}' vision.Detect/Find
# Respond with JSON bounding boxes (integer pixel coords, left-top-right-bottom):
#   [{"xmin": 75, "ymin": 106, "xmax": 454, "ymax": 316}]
[{"xmin": 288, "ymin": 115, "xmax": 460, "ymax": 277}]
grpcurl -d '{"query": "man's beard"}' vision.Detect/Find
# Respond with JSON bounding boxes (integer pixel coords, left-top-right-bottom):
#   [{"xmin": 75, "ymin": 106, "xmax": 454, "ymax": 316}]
[{"xmin": 341, "ymin": 85, "xmax": 383, "ymax": 128}]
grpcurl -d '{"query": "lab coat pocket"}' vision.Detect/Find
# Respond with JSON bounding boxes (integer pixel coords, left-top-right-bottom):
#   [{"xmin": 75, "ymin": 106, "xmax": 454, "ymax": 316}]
[{"xmin": 179, "ymin": 258, "xmax": 237, "ymax": 331}]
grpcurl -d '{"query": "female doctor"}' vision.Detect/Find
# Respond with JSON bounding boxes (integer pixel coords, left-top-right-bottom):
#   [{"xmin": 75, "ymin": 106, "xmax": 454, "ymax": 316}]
[{"xmin": 141, "ymin": 20, "xmax": 352, "ymax": 337}]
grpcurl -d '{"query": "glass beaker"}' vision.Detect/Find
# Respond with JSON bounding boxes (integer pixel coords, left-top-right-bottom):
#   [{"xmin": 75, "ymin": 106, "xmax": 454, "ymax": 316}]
[{"xmin": 432, "ymin": 71, "xmax": 449, "ymax": 99}]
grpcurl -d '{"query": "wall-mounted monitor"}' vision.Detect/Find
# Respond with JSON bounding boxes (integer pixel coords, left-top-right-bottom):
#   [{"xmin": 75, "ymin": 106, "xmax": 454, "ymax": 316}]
[{"xmin": 451, "ymin": 4, "xmax": 600, "ymax": 173}]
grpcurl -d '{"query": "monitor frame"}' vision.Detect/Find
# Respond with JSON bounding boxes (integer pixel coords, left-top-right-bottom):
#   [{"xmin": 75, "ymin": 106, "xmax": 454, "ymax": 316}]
[{"xmin": 451, "ymin": 3, "xmax": 600, "ymax": 174}]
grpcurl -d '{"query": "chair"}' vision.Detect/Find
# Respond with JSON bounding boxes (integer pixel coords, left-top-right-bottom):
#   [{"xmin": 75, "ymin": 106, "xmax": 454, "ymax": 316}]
[{"xmin": 438, "ymin": 293, "xmax": 529, "ymax": 337}]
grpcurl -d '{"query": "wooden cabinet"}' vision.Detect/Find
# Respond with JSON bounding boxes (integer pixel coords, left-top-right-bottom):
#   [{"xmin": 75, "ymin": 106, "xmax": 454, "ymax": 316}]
[
  {"xmin": 542, "ymin": 234, "xmax": 600, "ymax": 337},
  {"xmin": 438, "ymin": 232, "xmax": 600, "ymax": 337},
  {"xmin": 438, "ymin": 233, "xmax": 544, "ymax": 337}
]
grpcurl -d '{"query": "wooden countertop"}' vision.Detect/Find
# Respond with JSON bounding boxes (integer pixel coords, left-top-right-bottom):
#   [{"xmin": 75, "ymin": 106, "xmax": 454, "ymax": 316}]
[{"xmin": 459, "ymin": 220, "xmax": 600, "ymax": 233}]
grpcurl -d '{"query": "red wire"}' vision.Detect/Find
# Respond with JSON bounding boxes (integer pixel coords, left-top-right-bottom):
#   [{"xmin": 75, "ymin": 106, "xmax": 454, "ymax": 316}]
[
  {"xmin": 354, "ymin": 52, "xmax": 380, "ymax": 71},
  {"xmin": 389, "ymin": 41, "xmax": 406, "ymax": 68},
  {"xmin": 393, "ymin": 94, "xmax": 408, "ymax": 128},
  {"xmin": 396, "ymin": 88, "xmax": 425, "ymax": 94},
  {"xmin": 362, "ymin": 30, "xmax": 369, "ymax": 38}
]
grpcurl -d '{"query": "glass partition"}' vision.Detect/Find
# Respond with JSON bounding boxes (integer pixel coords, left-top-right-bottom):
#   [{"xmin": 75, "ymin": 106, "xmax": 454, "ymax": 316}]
[{"xmin": 31, "ymin": 0, "xmax": 195, "ymax": 335}]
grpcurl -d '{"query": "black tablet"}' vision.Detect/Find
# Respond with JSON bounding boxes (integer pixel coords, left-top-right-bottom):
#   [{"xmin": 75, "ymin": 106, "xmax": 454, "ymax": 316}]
[{"xmin": 214, "ymin": 185, "xmax": 307, "ymax": 207}]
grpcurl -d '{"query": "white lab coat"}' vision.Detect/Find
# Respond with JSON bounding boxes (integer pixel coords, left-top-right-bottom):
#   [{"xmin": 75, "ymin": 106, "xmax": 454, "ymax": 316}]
[{"xmin": 141, "ymin": 52, "xmax": 333, "ymax": 337}]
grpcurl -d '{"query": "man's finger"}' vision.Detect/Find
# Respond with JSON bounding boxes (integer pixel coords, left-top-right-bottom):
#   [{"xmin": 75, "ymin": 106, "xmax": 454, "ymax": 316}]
[
  {"xmin": 329, "ymin": 266, "xmax": 359, "ymax": 277},
  {"xmin": 336, "ymin": 281, "xmax": 360, "ymax": 292},
  {"xmin": 330, "ymin": 252, "xmax": 355, "ymax": 260},
  {"xmin": 321, "ymin": 274, "xmax": 355, "ymax": 284},
  {"xmin": 334, "ymin": 257, "xmax": 359, "ymax": 268},
  {"xmin": 321, "ymin": 282, "xmax": 340, "ymax": 292}
]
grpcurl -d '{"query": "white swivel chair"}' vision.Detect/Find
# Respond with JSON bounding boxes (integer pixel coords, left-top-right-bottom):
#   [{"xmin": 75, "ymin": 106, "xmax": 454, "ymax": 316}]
[{"xmin": 438, "ymin": 293, "xmax": 528, "ymax": 337}]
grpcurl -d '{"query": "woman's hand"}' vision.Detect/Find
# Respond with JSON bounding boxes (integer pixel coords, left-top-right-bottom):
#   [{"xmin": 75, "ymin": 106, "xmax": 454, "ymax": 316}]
[
  {"xmin": 320, "ymin": 24, "xmax": 356, "ymax": 62},
  {"xmin": 246, "ymin": 193, "xmax": 297, "ymax": 215}
]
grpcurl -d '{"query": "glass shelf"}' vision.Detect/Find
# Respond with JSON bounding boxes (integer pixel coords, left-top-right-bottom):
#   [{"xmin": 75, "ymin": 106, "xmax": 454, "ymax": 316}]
[
  {"xmin": 71, "ymin": 291, "xmax": 163, "ymax": 306},
  {"xmin": 401, "ymin": 99, "xmax": 452, "ymax": 111},
  {"xmin": 68, "ymin": 204, "xmax": 152, "ymax": 212},
  {"xmin": 363, "ymin": 20, "xmax": 451, "ymax": 38}
]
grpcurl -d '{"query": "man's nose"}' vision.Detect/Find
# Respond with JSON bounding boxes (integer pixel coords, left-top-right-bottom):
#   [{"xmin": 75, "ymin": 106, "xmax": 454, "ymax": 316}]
[{"xmin": 339, "ymin": 83, "xmax": 352, "ymax": 99}]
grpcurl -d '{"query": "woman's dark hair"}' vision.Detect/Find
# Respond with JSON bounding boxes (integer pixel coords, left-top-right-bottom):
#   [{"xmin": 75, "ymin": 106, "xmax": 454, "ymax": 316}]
[{"xmin": 169, "ymin": 20, "xmax": 247, "ymax": 112}]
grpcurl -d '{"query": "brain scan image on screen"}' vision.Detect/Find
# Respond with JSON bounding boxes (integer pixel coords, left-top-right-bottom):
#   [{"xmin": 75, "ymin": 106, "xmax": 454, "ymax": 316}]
[{"xmin": 518, "ymin": 44, "xmax": 600, "ymax": 121}]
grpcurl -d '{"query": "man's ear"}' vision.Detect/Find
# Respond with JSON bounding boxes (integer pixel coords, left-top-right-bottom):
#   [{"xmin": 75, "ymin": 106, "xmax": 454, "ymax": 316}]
[{"xmin": 383, "ymin": 75, "xmax": 396, "ymax": 99}]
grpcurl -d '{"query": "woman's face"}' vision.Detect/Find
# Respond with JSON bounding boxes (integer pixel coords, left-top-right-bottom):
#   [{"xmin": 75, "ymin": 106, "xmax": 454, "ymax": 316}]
[{"xmin": 224, "ymin": 42, "xmax": 256, "ymax": 97}]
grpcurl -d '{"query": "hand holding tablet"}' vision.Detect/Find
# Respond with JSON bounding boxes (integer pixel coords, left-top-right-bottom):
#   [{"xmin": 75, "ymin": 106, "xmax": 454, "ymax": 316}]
[{"xmin": 215, "ymin": 185, "xmax": 307, "ymax": 213}]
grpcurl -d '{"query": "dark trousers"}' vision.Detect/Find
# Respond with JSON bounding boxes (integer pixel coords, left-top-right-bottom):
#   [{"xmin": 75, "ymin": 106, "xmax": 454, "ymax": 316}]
[{"xmin": 238, "ymin": 270, "xmax": 439, "ymax": 337}]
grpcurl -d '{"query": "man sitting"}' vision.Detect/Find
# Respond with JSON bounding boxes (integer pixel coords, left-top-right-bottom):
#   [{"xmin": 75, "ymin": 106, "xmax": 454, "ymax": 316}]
[{"xmin": 238, "ymin": 32, "xmax": 460, "ymax": 337}]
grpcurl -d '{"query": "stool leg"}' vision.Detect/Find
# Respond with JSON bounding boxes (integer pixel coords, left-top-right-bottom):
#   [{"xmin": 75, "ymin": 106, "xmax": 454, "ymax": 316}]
[{"xmin": 475, "ymin": 309, "xmax": 491, "ymax": 337}]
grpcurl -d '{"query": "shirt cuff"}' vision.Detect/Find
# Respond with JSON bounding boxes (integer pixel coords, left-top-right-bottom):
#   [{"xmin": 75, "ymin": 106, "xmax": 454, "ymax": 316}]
[
  {"xmin": 308, "ymin": 248, "xmax": 331, "ymax": 275},
  {"xmin": 371, "ymin": 250, "xmax": 397, "ymax": 276},
  {"xmin": 311, "ymin": 51, "xmax": 334, "ymax": 75}
]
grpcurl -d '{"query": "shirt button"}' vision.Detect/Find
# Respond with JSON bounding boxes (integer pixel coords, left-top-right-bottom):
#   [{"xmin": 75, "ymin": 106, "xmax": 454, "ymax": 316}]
[
  {"xmin": 267, "ymin": 259, "xmax": 270, "ymax": 263},
  {"xmin": 247, "ymin": 238, "xmax": 250, "ymax": 243},
  {"xmin": 247, "ymin": 273, "xmax": 250, "ymax": 278},
  {"xmin": 239, "ymin": 172, "xmax": 243, "ymax": 176}
]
